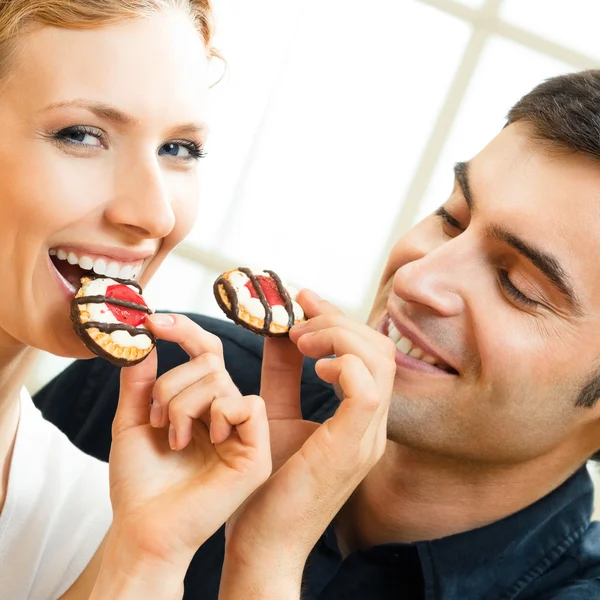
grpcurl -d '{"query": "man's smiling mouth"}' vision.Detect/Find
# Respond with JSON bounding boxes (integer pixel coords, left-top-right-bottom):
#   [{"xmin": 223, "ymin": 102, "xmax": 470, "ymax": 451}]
[{"xmin": 384, "ymin": 315, "xmax": 459, "ymax": 375}]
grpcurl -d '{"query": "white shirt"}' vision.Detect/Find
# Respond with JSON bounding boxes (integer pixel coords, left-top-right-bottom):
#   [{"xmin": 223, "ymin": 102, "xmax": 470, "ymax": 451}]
[{"xmin": 0, "ymin": 388, "xmax": 112, "ymax": 599}]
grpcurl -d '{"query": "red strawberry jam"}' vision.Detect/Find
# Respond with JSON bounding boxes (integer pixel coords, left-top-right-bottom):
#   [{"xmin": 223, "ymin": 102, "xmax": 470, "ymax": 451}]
[
  {"xmin": 105, "ymin": 284, "xmax": 148, "ymax": 327},
  {"xmin": 245, "ymin": 275, "xmax": 284, "ymax": 306}
]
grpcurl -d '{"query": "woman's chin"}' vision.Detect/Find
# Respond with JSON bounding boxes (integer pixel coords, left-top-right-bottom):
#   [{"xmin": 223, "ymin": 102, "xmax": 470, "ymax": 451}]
[{"xmin": 39, "ymin": 329, "xmax": 97, "ymax": 361}]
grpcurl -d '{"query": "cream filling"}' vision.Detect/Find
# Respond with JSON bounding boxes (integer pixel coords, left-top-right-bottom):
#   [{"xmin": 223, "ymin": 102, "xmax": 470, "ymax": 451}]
[
  {"xmin": 226, "ymin": 270, "xmax": 303, "ymax": 325},
  {"xmin": 79, "ymin": 278, "xmax": 152, "ymax": 350}
]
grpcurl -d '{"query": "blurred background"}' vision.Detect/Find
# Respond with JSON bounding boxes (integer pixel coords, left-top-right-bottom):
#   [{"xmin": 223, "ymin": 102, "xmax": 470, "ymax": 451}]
[{"xmin": 26, "ymin": 0, "xmax": 600, "ymax": 495}]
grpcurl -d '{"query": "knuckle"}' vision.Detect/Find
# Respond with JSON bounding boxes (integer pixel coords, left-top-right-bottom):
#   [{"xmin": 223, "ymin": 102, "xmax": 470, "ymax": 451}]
[
  {"xmin": 247, "ymin": 394, "xmax": 266, "ymax": 412},
  {"xmin": 151, "ymin": 378, "xmax": 171, "ymax": 405},
  {"xmin": 210, "ymin": 395, "xmax": 226, "ymax": 415},
  {"xmin": 253, "ymin": 399, "xmax": 267, "ymax": 420},
  {"xmin": 205, "ymin": 334, "xmax": 223, "ymax": 356},
  {"xmin": 331, "ymin": 325, "xmax": 347, "ymax": 339},
  {"xmin": 339, "ymin": 353, "xmax": 361, "ymax": 370},
  {"xmin": 210, "ymin": 370, "xmax": 238, "ymax": 397},
  {"xmin": 362, "ymin": 390, "xmax": 381, "ymax": 412},
  {"xmin": 197, "ymin": 351, "xmax": 222, "ymax": 372}
]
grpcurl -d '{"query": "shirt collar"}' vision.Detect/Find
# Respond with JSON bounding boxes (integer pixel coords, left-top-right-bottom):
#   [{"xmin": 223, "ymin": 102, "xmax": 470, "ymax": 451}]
[
  {"xmin": 418, "ymin": 466, "xmax": 593, "ymax": 599},
  {"xmin": 321, "ymin": 466, "xmax": 593, "ymax": 599}
]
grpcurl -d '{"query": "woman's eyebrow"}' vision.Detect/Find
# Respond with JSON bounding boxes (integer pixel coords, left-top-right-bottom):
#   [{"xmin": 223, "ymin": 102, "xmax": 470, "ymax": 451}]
[
  {"xmin": 40, "ymin": 99, "xmax": 210, "ymax": 136},
  {"xmin": 41, "ymin": 99, "xmax": 138, "ymax": 126}
]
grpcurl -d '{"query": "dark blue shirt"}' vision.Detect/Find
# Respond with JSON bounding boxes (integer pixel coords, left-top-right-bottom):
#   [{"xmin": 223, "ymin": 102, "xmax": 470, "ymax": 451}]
[{"xmin": 35, "ymin": 314, "xmax": 600, "ymax": 599}]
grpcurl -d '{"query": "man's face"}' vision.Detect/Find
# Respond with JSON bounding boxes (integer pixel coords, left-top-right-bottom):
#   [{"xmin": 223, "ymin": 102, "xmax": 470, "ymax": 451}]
[{"xmin": 368, "ymin": 122, "xmax": 600, "ymax": 463}]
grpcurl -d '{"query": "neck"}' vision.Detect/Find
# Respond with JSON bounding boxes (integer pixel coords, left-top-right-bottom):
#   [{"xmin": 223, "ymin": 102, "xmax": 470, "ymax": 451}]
[
  {"xmin": 0, "ymin": 334, "xmax": 38, "ymax": 512},
  {"xmin": 337, "ymin": 441, "xmax": 589, "ymax": 554}
]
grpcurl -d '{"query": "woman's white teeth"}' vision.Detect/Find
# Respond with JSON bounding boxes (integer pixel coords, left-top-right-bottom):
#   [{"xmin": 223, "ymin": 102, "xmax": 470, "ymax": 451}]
[
  {"xmin": 92, "ymin": 259, "xmax": 107, "ymax": 275},
  {"xmin": 388, "ymin": 319, "xmax": 442, "ymax": 367},
  {"xmin": 105, "ymin": 262, "xmax": 121, "ymax": 278},
  {"xmin": 51, "ymin": 248, "xmax": 142, "ymax": 279},
  {"xmin": 119, "ymin": 264, "xmax": 134, "ymax": 279},
  {"xmin": 79, "ymin": 256, "xmax": 94, "ymax": 270}
]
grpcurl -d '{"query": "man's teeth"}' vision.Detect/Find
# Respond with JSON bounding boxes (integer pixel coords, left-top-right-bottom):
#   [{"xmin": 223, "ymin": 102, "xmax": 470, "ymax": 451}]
[
  {"xmin": 50, "ymin": 248, "xmax": 142, "ymax": 280},
  {"xmin": 387, "ymin": 321, "xmax": 439, "ymax": 366}
]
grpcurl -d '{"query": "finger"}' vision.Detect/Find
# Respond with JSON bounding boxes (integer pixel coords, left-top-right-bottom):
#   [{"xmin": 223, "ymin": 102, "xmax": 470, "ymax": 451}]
[
  {"xmin": 316, "ymin": 354, "xmax": 388, "ymax": 451},
  {"xmin": 291, "ymin": 289, "xmax": 343, "ymax": 323},
  {"xmin": 146, "ymin": 313, "xmax": 223, "ymax": 359},
  {"xmin": 296, "ymin": 327, "xmax": 395, "ymax": 379},
  {"xmin": 113, "ymin": 348, "xmax": 158, "ymax": 437},
  {"xmin": 290, "ymin": 314, "xmax": 392, "ymax": 355},
  {"xmin": 167, "ymin": 371, "xmax": 241, "ymax": 450},
  {"xmin": 260, "ymin": 337, "xmax": 303, "ymax": 420},
  {"xmin": 210, "ymin": 395, "xmax": 270, "ymax": 451},
  {"xmin": 151, "ymin": 352, "xmax": 231, "ymax": 428}
]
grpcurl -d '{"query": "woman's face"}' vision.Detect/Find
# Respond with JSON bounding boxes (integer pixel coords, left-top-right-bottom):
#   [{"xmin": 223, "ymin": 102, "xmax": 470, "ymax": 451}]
[{"xmin": 0, "ymin": 9, "xmax": 210, "ymax": 358}]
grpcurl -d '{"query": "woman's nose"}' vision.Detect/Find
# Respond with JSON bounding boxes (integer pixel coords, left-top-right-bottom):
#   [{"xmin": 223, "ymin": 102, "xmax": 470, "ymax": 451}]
[{"xmin": 104, "ymin": 159, "xmax": 175, "ymax": 240}]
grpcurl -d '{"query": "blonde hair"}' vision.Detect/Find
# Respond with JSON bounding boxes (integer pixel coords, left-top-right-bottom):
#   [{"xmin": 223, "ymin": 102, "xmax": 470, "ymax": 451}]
[{"xmin": 0, "ymin": 0, "xmax": 219, "ymax": 77}]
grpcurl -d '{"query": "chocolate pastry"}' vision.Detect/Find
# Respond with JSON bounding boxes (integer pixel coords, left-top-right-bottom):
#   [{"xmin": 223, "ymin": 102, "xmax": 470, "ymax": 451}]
[
  {"xmin": 213, "ymin": 268, "xmax": 306, "ymax": 337},
  {"xmin": 70, "ymin": 276, "xmax": 155, "ymax": 366}
]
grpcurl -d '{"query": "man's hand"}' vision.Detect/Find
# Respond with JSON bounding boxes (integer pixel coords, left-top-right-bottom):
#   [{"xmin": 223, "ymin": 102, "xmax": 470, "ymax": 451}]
[{"xmin": 219, "ymin": 290, "xmax": 396, "ymax": 598}]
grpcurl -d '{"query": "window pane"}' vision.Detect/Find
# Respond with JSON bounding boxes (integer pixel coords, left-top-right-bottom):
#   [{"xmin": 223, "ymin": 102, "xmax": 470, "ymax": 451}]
[
  {"xmin": 144, "ymin": 254, "xmax": 209, "ymax": 313},
  {"xmin": 500, "ymin": 0, "xmax": 600, "ymax": 61},
  {"xmin": 191, "ymin": 0, "xmax": 305, "ymax": 249},
  {"xmin": 417, "ymin": 35, "xmax": 572, "ymax": 222},
  {"xmin": 190, "ymin": 0, "xmax": 471, "ymax": 312}
]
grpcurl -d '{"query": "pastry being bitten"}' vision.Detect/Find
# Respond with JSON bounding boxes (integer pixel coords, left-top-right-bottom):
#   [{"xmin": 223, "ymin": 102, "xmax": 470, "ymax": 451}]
[
  {"xmin": 213, "ymin": 268, "xmax": 306, "ymax": 337},
  {"xmin": 70, "ymin": 276, "xmax": 155, "ymax": 366}
]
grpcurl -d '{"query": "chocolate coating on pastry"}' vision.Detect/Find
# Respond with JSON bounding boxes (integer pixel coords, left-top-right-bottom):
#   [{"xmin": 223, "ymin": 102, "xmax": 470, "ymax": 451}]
[
  {"xmin": 213, "ymin": 267, "xmax": 305, "ymax": 337},
  {"xmin": 70, "ymin": 277, "xmax": 155, "ymax": 367}
]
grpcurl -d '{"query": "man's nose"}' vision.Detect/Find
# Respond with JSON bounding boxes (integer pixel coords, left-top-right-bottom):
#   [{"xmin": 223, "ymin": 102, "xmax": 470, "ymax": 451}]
[{"xmin": 393, "ymin": 245, "xmax": 468, "ymax": 317}]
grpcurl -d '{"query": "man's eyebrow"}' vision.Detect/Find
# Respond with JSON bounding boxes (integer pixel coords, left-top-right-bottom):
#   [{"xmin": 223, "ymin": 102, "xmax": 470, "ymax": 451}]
[
  {"xmin": 488, "ymin": 224, "xmax": 583, "ymax": 315},
  {"xmin": 454, "ymin": 161, "xmax": 474, "ymax": 211}
]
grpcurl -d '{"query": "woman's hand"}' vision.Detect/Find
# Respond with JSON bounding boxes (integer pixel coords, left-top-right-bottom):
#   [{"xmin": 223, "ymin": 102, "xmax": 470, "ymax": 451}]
[
  {"xmin": 93, "ymin": 314, "xmax": 271, "ymax": 598},
  {"xmin": 219, "ymin": 291, "xmax": 396, "ymax": 599}
]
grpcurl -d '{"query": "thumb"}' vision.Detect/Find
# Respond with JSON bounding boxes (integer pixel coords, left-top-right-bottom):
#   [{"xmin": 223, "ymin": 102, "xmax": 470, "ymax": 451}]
[
  {"xmin": 112, "ymin": 348, "xmax": 158, "ymax": 437},
  {"xmin": 260, "ymin": 337, "xmax": 303, "ymax": 420}
]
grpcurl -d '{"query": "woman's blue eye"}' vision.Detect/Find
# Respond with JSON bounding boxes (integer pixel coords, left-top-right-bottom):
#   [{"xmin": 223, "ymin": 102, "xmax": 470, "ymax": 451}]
[
  {"xmin": 53, "ymin": 126, "xmax": 103, "ymax": 147},
  {"xmin": 159, "ymin": 141, "xmax": 205, "ymax": 160}
]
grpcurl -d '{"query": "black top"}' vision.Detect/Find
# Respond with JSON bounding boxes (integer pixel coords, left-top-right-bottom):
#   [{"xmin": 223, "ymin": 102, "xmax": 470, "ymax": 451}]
[{"xmin": 34, "ymin": 313, "xmax": 600, "ymax": 599}]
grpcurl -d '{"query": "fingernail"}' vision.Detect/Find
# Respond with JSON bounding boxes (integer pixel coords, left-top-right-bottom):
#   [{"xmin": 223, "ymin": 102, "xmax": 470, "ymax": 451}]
[
  {"xmin": 168, "ymin": 424, "xmax": 177, "ymax": 450},
  {"xmin": 149, "ymin": 400, "xmax": 163, "ymax": 428},
  {"xmin": 148, "ymin": 313, "xmax": 175, "ymax": 327}
]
